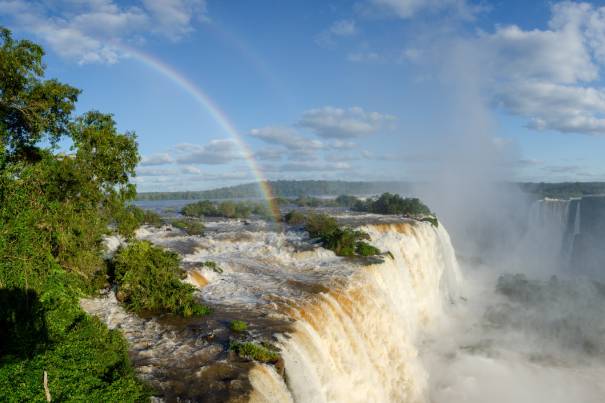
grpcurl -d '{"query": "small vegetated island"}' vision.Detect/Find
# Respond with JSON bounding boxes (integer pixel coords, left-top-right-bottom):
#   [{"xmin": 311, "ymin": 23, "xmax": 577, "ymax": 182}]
[{"xmin": 179, "ymin": 193, "xmax": 436, "ymax": 258}]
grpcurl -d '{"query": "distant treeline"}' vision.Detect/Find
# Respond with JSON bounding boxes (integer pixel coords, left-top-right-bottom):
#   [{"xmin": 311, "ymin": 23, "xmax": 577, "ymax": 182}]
[
  {"xmin": 520, "ymin": 182, "xmax": 605, "ymax": 199},
  {"xmin": 137, "ymin": 180, "xmax": 413, "ymax": 200},
  {"xmin": 136, "ymin": 180, "xmax": 605, "ymax": 201}
]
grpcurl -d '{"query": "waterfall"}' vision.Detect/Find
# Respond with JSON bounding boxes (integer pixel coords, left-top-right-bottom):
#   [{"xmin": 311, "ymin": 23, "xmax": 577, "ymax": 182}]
[
  {"xmin": 251, "ymin": 221, "xmax": 462, "ymax": 402},
  {"xmin": 518, "ymin": 198, "xmax": 574, "ymax": 273}
]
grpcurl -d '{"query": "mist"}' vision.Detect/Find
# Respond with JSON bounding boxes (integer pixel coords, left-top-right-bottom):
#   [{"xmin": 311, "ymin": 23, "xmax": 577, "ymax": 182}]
[{"xmin": 398, "ymin": 24, "xmax": 605, "ymax": 403}]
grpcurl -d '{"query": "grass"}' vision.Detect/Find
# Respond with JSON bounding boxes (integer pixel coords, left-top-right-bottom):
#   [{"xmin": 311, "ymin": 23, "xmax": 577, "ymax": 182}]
[
  {"xmin": 229, "ymin": 320, "xmax": 248, "ymax": 333},
  {"xmin": 229, "ymin": 341, "xmax": 280, "ymax": 363}
]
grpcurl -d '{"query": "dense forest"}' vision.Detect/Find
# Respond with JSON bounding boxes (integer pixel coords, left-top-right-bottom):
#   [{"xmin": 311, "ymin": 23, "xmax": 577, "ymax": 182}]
[
  {"xmin": 0, "ymin": 28, "xmax": 205, "ymax": 401},
  {"xmin": 138, "ymin": 180, "xmax": 605, "ymax": 201},
  {"xmin": 137, "ymin": 180, "xmax": 414, "ymax": 200},
  {"xmin": 519, "ymin": 182, "xmax": 605, "ymax": 199}
]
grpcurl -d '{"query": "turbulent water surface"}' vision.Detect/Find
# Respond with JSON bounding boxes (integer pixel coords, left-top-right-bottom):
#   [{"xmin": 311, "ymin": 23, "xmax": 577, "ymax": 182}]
[{"xmin": 83, "ymin": 205, "xmax": 605, "ymax": 402}]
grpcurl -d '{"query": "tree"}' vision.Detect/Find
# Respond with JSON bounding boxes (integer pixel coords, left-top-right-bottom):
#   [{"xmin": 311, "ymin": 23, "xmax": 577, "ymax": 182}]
[
  {"xmin": 0, "ymin": 27, "xmax": 146, "ymax": 400},
  {"xmin": 0, "ymin": 28, "xmax": 80, "ymax": 163}
]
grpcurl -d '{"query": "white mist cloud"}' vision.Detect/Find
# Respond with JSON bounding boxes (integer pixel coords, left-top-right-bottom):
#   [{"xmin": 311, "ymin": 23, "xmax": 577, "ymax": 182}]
[
  {"xmin": 140, "ymin": 153, "xmax": 173, "ymax": 166},
  {"xmin": 476, "ymin": 2, "xmax": 605, "ymax": 135},
  {"xmin": 299, "ymin": 106, "xmax": 396, "ymax": 139},
  {"xmin": 175, "ymin": 139, "xmax": 242, "ymax": 165},
  {"xmin": 250, "ymin": 126, "xmax": 324, "ymax": 150},
  {"xmin": 0, "ymin": 0, "xmax": 207, "ymax": 63},
  {"xmin": 361, "ymin": 0, "xmax": 479, "ymax": 20}
]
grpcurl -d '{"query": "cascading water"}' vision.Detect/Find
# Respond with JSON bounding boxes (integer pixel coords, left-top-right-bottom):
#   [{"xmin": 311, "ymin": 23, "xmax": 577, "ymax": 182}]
[
  {"xmin": 251, "ymin": 222, "xmax": 462, "ymax": 402},
  {"xmin": 85, "ymin": 206, "xmax": 605, "ymax": 402},
  {"xmin": 519, "ymin": 198, "xmax": 572, "ymax": 272}
]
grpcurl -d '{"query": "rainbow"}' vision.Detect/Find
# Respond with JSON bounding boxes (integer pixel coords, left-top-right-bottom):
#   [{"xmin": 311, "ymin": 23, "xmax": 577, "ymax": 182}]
[{"xmin": 121, "ymin": 46, "xmax": 281, "ymax": 221}]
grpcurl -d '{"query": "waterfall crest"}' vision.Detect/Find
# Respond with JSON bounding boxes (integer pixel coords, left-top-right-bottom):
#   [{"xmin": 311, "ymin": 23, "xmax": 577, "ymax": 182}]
[{"xmin": 252, "ymin": 221, "xmax": 462, "ymax": 402}]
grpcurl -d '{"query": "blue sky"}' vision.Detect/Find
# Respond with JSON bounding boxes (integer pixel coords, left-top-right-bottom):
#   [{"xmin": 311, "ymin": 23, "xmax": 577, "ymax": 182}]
[{"xmin": 2, "ymin": 0, "xmax": 605, "ymax": 191}]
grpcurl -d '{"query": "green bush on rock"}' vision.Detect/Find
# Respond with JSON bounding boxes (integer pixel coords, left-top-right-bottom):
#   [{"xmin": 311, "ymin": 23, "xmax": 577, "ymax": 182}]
[
  {"xmin": 171, "ymin": 219, "xmax": 205, "ymax": 236},
  {"xmin": 229, "ymin": 341, "xmax": 279, "ymax": 363},
  {"xmin": 112, "ymin": 241, "xmax": 210, "ymax": 317},
  {"xmin": 230, "ymin": 320, "xmax": 248, "ymax": 332}
]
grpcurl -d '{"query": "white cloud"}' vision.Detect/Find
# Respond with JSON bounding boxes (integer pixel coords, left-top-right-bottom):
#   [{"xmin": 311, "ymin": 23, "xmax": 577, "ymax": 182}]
[
  {"xmin": 136, "ymin": 167, "xmax": 177, "ymax": 176},
  {"xmin": 181, "ymin": 165, "xmax": 202, "ymax": 174},
  {"xmin": 175, "ymin": 139, "xmax": 243, "ymax": 164},
  {"xmin": 299, "ymin": 106, "xmax": 396, "ymax": 138},
  {"xmin": 329, "ymin": 140, "xmax": 357, "ymax": 149},
  {"xmin": 254, "ymin": 147, "xmax": 284, "ymax": 161},
  {"xmin": 316, "ymin": 19, "xmax": 357, "ymax": 47},
  {"xmin": 250, "ymin": 126, "xmax": 324, "ymax": 150},
  {"xmin": 474, "ymin": 2, "xmax": 605, "ymax": 135},
  {"xmin": 0, "ymin": 0, "xmax": 207, "ymax": 64},
  {"xmin": 347, "ymin": 51, "xmax": 383, "ymax": 63},
  {"xmin": 140, "ymin": 153, "xmax": 173, "ymax": 166},
  {"xmin": 141, "ymin": 0, "xmax": 207, "ymax": 40},
  {"xmin": 279, "ymin": 161, "xmax": 352, "ymax": 172},
  {"xmin": 361, "ymin": 0, "xmax": 479, "ymax": 20},
  {"xmin": 330, "ymin": 20, "xmax": 357, "ymax": 36}
]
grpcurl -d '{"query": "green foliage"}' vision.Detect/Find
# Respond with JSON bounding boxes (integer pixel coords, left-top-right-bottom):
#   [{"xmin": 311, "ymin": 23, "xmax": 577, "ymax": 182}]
[
  {"xmin": 229, "ymin": 320, "xmax": 248, "ymax": 333},
  {"xmin": 302, "ymin": 213, "xmax": 381, "ymax": 258},
  {"xmin": 519, "ymin": 182, "xmax": 605, "ymax": 199},
  {"xmin": 0, "ymin": 27, "xmax": 158, "ymax": 399},
  {"xmin": 420, "ymin": 216, "xmax": 439, "ymax": 227},
  {"xmin": 355, "ymin": 242, "xmax": 381, "ymax": 257},
  {"xmin": 0, "ymin": 28, "xmax": 80, "ymax": 160},
  {"xmin": 354, "ymin": 193, "xmax": 433, "ymax": 216},
  {"xmin": 304, "ymin": 213, "xmax": 339, "ymax": 239},
  {"xmin": 129, "ymin": 205, "xmax": 163, "ymax": 227},
  {"xmin": 112, "ymin": 241, "xmax": 210, "ymax": 317},
  {"xmin": 137, "ymin": 180, "xmax": 413, "ymax": 200},
  {"xmin": 181, "ymin": 199, "xmax": 274, "ymax": 220},
  {"xmin": 335, "ymin": 194, "xmax": 360, "ymax": 208},
  {"xmin": 0, "ymin": 271, "xmax": 148, "ymax": 401},
  {"xmin": 171, "ymin": 219, "xmax": 205, "ymax": 236},
  {"xmin": 284, "ymin": 210, "xmax": 307, "ymax": 225},
  {"xmin": 229, "ymin": 341, "xmax": 280, "ymax": 363},
  {"xmin": 116, "ymin": 206, "xmax": 164, "ymax": 236}
]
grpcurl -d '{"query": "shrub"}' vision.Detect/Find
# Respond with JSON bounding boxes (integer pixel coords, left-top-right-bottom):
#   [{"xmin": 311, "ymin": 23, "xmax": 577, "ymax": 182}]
[
  {"xmin": 171, "ymin": 219, "xmax": 205, "ymax": 235},
  {"xmin": 420, "ymin": 216, "xmax": 439, "ymax": 227},
  {"xmin": 112, "ymin": 241, "xmax": 210, "ymax": 317},
  {"xmin": 182, "ymin": 199, "xmax": 274, "ymax": 220},
  {"xmin": 355, "ymin": 242, "xmax": 381, "ymax": 257},
  {"xmin": 182, "ymin": 200, "xmax": 217, "ymax": 217},
  {"xmin": 229, "ymin": 341, "xmax": 279, "ymax": 363},
  {"xmin": 302, "ymin": 213, "xmax": 381, "ymax": 258},
  {"xmin": 284, "ymin": 210, "xmax": 306, "ymax": 225},
  {"xmin": 0, "ymin": 28, "xmax": 146, "ymax": 399},
  {"xmin": 353, "ymin": 193, "xmax": 433, "ymax": 217},
  {"xmin": 335, "ymin": 194, "xmax": 361, "ymax": 208},
  {"xmin": 304, "ymin": 213, "xmax": 339, "ymax": 239},
  {"xmin": 230, "ymin": 320, "xmax": 248, "ymax": 333}
]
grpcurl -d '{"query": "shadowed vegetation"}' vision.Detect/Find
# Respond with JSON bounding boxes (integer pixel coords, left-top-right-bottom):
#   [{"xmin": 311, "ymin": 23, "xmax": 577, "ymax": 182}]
[{"xmin": 0, "ymin": 27, "xmax": 149, "ymax": 400}]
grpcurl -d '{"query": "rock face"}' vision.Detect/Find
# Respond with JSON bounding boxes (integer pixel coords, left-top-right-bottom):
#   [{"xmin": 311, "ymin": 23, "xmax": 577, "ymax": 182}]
[{"xmin": 80, "ymin": 292, "xmax": 259, "ymax": 402}]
